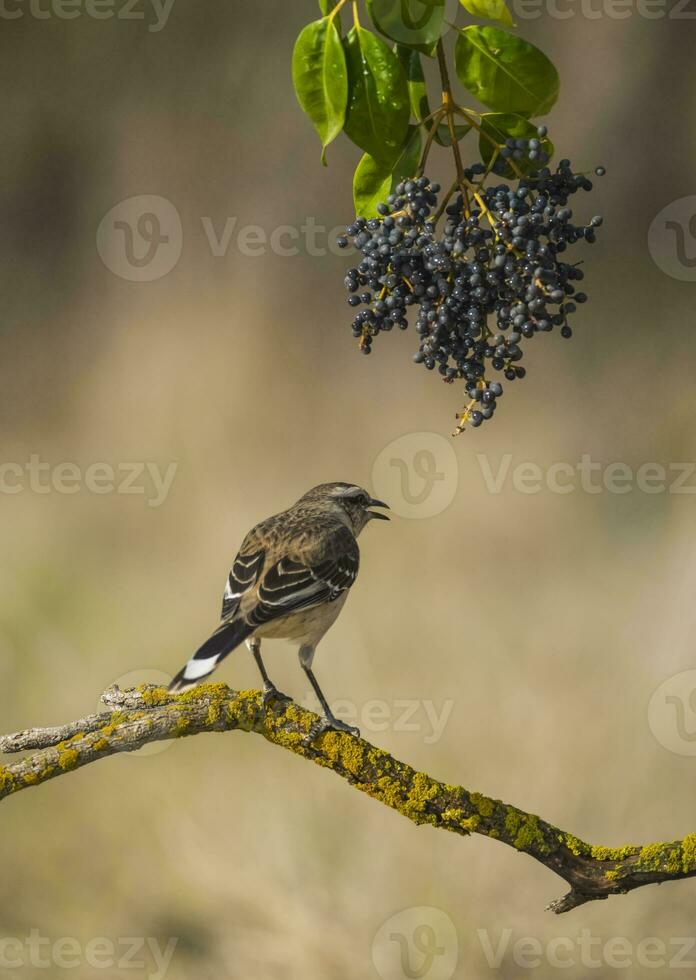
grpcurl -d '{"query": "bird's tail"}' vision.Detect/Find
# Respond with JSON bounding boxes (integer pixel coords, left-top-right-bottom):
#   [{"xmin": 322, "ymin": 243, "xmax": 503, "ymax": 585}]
[{"xmin": 168, "ymin": 619, "xmax": 253, "ymax": 692}]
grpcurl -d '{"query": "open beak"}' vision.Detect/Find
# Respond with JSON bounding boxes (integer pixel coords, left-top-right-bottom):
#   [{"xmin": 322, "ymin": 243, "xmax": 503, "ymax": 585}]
[{"xmin": 367, "ymin": 497, "xmax": 390, "ymax": 521}]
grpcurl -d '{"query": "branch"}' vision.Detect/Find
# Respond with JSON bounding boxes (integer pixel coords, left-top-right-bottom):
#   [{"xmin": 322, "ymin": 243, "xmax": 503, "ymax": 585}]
[{"xmin": 2, "ymin": 683, "xmax": 695, "ymax": 913}]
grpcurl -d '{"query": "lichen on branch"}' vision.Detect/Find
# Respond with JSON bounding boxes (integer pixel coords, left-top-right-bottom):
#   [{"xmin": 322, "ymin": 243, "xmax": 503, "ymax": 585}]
[{"xmin": 1, "ymin": 683, "xmax": 694, "ymax": 914}]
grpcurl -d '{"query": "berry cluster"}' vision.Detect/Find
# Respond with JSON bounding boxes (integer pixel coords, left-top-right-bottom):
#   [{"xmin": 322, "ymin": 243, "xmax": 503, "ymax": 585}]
[{"xmin": 338, "ymin": 137, "xmax": 604, "ymax": 430}]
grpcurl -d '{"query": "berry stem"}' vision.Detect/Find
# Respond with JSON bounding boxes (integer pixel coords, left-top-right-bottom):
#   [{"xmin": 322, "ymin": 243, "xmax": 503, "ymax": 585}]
[
  {"xmin": 417, "ymin": 108, "xmax": 447, "ymax": 177},
  {"xmin": 452, "ymin": 106, "xmax": 525, "ymax": 181}
]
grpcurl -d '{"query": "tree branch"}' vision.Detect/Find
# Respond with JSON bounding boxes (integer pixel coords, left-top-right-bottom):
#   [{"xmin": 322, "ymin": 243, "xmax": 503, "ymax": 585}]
[{"xmin": 2, "ymin": 683, "xmax": 694, "ymax": 913}]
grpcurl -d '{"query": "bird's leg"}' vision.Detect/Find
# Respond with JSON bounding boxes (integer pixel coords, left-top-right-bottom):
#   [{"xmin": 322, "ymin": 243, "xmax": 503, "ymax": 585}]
[
  {"xmin": 246, "ymin": 638, "xmax": 290, "ymax": 706},
  {"xmin": 299, "ymin": 646, "xmax": 360, "ymax": 740}
]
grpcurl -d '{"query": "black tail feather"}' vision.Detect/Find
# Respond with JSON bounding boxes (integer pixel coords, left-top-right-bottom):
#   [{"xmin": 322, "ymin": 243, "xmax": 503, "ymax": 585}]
[{"xmin": 169, "ymin": 619, "xmax": 253, "ymax": 692}]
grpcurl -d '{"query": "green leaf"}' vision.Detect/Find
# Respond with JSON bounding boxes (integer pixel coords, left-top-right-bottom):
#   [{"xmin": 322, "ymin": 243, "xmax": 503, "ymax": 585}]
[
  {"xmin": 343, "ymin": 26, "xmax": 410, "ymax": 166},
  {"xmin": 366, "ymin": 0, "xmax": 444, "ymax": 55},
  {"xmin": 292, "ymin": 17, "xmax": 348, "ymax": 164},
  {"xmin": 454, "ymin": 26, "xmax": 559, "ymax": 116},
  {"xmin": 436, "ymin": 122, "xmax": 471, "ymax": 146},
  {"xmin": 479, "ymin": 112, "xmax": 554, "ymax": 176},
  {"xmin": 395, "ymin": 47, "xmax": 470, "ymax": 148},
  {"xmin": 318, "ymin": 0, "xmax": 337, "ymax": 12},
  {"xmin": 396, "ymin": 44, "xmax": 430, "ymax": 119},
  {"xmin": 459, "ymin": 0, "xmax": 514, "ymax": 26},
  {"xmin": 353, "ymin": 125, "xmax": 422, "ymax": 217}
]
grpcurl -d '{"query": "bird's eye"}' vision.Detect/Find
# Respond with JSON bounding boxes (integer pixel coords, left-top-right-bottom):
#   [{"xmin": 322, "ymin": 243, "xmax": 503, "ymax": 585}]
[{"xmin": 357, "ymin": 492, "xmax": 369, "ymax": 506}]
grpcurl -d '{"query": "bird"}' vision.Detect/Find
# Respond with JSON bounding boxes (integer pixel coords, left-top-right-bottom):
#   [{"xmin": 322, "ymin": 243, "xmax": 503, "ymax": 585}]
[{"xmin": 168, "ymin": 482, "xmax": 390, "ymax": 736}]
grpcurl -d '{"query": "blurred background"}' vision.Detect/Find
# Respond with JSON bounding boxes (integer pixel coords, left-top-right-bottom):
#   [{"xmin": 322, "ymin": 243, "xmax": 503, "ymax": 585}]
[{"xmin": 1, "ymin": 2, "xmax": 696, "ymax": 977}]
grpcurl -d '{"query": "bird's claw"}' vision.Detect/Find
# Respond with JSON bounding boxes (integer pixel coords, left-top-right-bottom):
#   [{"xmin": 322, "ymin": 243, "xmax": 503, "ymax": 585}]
[
  {"xmin": 304, "ymin": 715, "xmax": 360, "ymax": 745},
  {"xmin": 261, "ymin": 683, "xmax": 292, "ymax": 707}
]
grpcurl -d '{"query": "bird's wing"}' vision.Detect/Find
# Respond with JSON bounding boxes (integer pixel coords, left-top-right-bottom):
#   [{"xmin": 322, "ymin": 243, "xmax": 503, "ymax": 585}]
[
  {"xmin": 221, "ymin": 546, "xmax": 265, "ymax": 618},
  {"xmin": 245, "ymin": 524, "xmax": 359, "ymax": 629}
]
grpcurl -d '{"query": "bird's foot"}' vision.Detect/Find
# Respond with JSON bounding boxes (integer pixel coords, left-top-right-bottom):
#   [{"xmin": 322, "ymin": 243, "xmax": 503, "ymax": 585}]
[
  {"xmin": 304, "ymin": 714, "xmax": 360, "ymax": 745},
  {"xmin": 261, "ymin": 683, "xmax": 292, "ymax": 707}
]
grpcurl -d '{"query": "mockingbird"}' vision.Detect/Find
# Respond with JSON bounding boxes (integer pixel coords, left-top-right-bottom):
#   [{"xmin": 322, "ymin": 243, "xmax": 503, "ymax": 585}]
[{"xmin": 169, "ymin": 482, "xmax": 389, "ymax": 736}]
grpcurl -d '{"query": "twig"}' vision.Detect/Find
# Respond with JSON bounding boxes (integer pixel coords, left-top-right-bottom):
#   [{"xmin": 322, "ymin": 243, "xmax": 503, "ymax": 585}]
[{"xmin": 2, "ymin": 685, "xmax": 695, "ymax": 912}]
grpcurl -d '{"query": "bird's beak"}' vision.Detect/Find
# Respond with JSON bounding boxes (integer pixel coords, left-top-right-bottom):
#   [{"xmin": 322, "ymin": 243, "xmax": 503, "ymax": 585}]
[{"xmin": 367, "ymin": 498, "xmax": 390, "ymax": 521}]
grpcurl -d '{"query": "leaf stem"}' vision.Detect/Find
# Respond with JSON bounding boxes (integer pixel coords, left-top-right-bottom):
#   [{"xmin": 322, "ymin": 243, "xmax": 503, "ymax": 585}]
[
  {"xmin": 436, "ymin": 39, "xmax": 466, "ymax": 187},
  {"xmin": 328, "ymin": 0, "xmax": 350, "ymax": 23}
]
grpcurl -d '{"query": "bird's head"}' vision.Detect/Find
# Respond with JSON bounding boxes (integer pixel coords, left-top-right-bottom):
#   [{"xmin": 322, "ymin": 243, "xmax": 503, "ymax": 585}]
[{"xmin": 300, "ymin": 482, "xmax": 390, "ymax": 535}]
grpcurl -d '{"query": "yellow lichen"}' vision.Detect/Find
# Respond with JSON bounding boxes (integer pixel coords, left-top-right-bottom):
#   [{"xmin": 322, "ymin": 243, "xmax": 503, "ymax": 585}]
[
  {"xmin": 372, "ymin": 774, "xmax": 407, "ymax": 810},
  {"xmin": 591, "ymin": 844, "xmax": 639, "ymax": 862},
  {"xmin": 177, "ymin": 681, "xmax": 231, "ymax": 704},
  {"xmin": 505, "ymin": 809, "xmax": 549, "ymax": 853},
  {"xmin": 138, "ymin": 685, "xmax": 171, "ymax": 707},
  {"xmin": 318, "ymin": 732, "xmax": 365, "ymax": 775},
  {"xmin": 680, "ymin": 833, "xmax": 696, "ymax": 872},
  {"xmin": 469, "ymin": 792, "xmax": 495, "ymax": 818},
  {"xmin": 0, "ymin": 766, "xmax": 15, "ymax": 795},
  {"xmin": 562, "ymin": 833, "xmax": 591, "ymax": 857},
  {"xmin": 460, "ymin": 815, "xmax": 481, "ymax": 834},
  {"xmin": 172, "ymin": 717, "xmax": 192, "ymax": 737},
  {"xmin": 57, "ymin": 748, "xmax": 79, "ymax": 771},
  {"xmin": 207, "ymin": 703, "xmax": 223, "ymax": 725}
]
